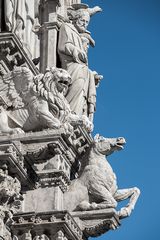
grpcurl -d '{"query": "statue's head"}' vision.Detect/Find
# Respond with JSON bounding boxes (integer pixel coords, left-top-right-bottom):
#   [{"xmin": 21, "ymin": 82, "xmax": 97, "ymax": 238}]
[
  {"xmin": 73, "ymin": 10, "xmax": 90, "ymax": 33},
  {"xmin": 44, "ymin": 67, "xmax": 71, "ymax": 94},
  {"xmin": 53, "ymin": 68, "xmax": 71, "ymax": 93},
  {"xmin": 68, "ymin": 4, "xmax": 102, "ymax": 33}
]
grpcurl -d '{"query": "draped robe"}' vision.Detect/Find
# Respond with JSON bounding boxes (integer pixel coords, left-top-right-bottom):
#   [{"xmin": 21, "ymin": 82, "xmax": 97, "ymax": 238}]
[{"xmin": 58, "ymin": 22, "xmax": 96, "ymax": 119}]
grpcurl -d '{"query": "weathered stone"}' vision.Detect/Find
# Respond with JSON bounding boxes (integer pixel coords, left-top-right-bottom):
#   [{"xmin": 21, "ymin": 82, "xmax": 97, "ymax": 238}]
[
  {"xmin": 0, "ymin": 1, "xmax": 140, "ymax": 239},
  {"xmin": 64, "ymin": 135, "xmax": 140, "ymax": 219},
  {"xmin": 71, "ymin": 209, "xmax": 120, "ymax": 237},
  {"xmin": 11, "ymin": 211, "xmax": 83, "ymax": 240},
  {"xmin": 0, "ymin": 168, "xmax": 22, "ymax": 239},
  {"xmin": 3, "ymin": 0, "xmax": 40, "ymax": 59},
  {"xmin": 0, "ymin": 66, "xmax": 93, "ymax": 134},
  {"xmin": 58, "ymin": 4, "xmax": 102, "ymax": 122},
  {"xmin": 0, "ymin": 33, "xmax": 39, "ymax": 76}
]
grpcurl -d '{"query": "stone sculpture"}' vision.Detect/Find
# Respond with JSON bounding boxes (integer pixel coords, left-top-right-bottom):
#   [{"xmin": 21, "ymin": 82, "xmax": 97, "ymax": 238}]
[
  {"xmin": 0, "ymin": 1, "xmax": 140, "ymax": 239},
  {"xmin": 64, "ymin": 135, "xmax": 140, "ymax": 219},
  {"xmin": 58, "ymin": 4, "xmax": 103, "ymax": 122},
  {"xmin": 4, "ymin": 0, "xmax": 40, "ymax": 58},
  {"xmin": 0, "ymin": 167, "xmax": 22, "ymax": 240},
  {"xmin": 13, "ymin": 232, "xmax": 32, "ymax": 240},
  {"xmin": 0, "ymin": 66, "xmax": 92, "ymax": 134}
]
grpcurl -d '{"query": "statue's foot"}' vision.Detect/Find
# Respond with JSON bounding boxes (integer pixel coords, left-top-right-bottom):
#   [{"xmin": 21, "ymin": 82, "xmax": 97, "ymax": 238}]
[
  {"xmin": 78, "ymin": 201, "xmax": 98, "ymax": 211},
  {"xmin": 78, "ymin": 201, "xmax": 91, "ymax": 211}
]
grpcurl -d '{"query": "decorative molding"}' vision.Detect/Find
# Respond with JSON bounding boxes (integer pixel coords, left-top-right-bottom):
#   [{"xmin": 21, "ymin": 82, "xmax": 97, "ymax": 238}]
[
  {"xmin": 37, "ymin": 170, "xmax": 70, "ymax": 192},
  {"xmin": 12, "ymin": 211, "xmax": 83, "ymax": 240},
  {"xmin": 0, "ymin": 33, "xmax": 39, "ymax": 76},
  {"xmin": 71, "ymin": 209, "xmax": 120, "ymax": 238}
]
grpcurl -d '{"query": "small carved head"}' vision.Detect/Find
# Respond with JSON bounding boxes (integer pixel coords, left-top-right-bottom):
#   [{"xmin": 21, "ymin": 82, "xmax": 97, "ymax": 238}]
[
  {"xmin": 70, "ymin": 9, "xmax": 90, "ymax": 33},
  {"xmin": 68, "ymin": 4, "xmax": 102, "ymax": 33},
  {"xmin": 94, "ymin": 134, "xmax": 126, "ymax": 156}
]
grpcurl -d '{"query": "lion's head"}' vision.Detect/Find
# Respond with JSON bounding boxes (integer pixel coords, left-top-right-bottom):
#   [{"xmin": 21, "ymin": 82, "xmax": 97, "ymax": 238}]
[{"xmin": 42, "ymin": 67, "xmax": 71, "ymax": 95}]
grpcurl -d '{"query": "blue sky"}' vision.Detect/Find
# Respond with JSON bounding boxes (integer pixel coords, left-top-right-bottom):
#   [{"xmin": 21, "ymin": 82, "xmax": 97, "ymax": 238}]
[{"xmin": 84, "ymin": 0, "xmax": 160, "ymax": 239}]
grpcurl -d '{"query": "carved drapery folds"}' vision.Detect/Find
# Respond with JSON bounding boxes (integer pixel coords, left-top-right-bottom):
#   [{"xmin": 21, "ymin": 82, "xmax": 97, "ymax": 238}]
[
  {"xmin": 0, "ymin": 1, "xmax": 140, "ymax": 240},
  {"xmin": 3, "ymin": 0, "xmax": 40, "ymax": 59},
  {"xmin": 58, "ymin": 4, "xmax": 103, "ymax": 122}
]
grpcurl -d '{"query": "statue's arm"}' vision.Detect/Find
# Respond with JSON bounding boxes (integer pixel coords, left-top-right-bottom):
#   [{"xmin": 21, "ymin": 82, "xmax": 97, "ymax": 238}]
[
  {"xmin": 65, "ymin": 43, "xmax": 87, "ymax": 64},
  {"xmin": 58, "ymin": 23, "xmax": 87, "ymax": 64}
]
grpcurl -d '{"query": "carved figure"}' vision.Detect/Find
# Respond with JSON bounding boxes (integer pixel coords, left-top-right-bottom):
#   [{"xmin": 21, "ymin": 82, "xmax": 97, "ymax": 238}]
[
  {"xmin": 0, "ymin": 105, "xmax": 24, "ymax": 134},
  {"xmin": 58, "ymin": 4, "xmax": 103, "ymax": 122},
  {"xmin": 0, "ymin": 66, "xmax": 92, "ymax": 134},
  {"xmin": 4, "ymin": 0, "xmax": 40, "ymax": 58},
  {"xmin": 64, "ymin": 135, "xmax": 140, "ymax": 219},
  {"xmin": 13, "ymin": 232, "xmax": 32, "ymax": 240},
  {"xmin": 0, "ymin": 168, "xmax": 22, "ymax": 240},
  {"xmin": 33, "ymin": 235, "xmax": 49, "ymax": 240}
]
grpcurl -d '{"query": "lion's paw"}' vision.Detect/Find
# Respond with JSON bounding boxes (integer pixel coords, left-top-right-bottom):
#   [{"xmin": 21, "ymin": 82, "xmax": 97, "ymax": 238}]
[
  {"xmin": 78, "ymin": 201, "xmax": 91, "ymax": 210},
  {"xmin": 11, "ymin": 128, "xmax": 24, "ymax": 134},
  {"xmin": 90, "ymin": 202, "xmax": 98, "ymax": 209},
  {"xmin": 63, "ymin": 123, "xmax": 74, "ymax": 134},
  {"xmin": 81, "ymin": 115, "xmax": 94, "ymax": 132}
]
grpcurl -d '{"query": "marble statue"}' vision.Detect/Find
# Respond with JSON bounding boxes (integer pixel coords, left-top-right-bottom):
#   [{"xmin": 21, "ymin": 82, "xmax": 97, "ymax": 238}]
[
  {"xmin": 4, "ymin": 0, "xmax": 40, "ymax": 58},
  {"xmin": 0, "ymin": 66, "xmax": 92, "ymax": 134},
  {"xmin": 64, "ymin": 135, "xmax": 140, "ymax": 219},
  {"xmin": 0, "ymin": 1, "xmax": 141, "ymax": 238},
  {"xmin": 58, "ymin": 4, "xmax": 103, "ymax": 122}
]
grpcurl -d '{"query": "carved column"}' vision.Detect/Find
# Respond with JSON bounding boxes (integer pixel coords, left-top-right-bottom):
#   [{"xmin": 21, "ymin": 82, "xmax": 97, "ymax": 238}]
[
  {"xmin": 0, "ymin": 0, "xmax": 2, "ymax": 32},
  {"xmin": 39, "ymin": 0, "xmax": 62, "ymax": 72},
  {"xmin": 39, "ymin": 0, "xmax": 82, "ymax": 73}
]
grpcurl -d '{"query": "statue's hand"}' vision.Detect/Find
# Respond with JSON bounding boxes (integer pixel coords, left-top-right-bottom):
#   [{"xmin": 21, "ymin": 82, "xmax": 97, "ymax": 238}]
[
  {"xmin": 78, "ymin": 51, "xmax": 88, "ymax": 64},
  {"xmin": 93, "ymin": 71, "xmax": 103, "ymax": 87},
  {"xmin": 73, "ymin": 48, "xmax": 87, "ymax": 64}
]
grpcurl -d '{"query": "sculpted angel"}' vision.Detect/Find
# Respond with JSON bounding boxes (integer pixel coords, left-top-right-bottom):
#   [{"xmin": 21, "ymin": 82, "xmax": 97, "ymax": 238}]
[{"xmin": 0, "ymin": 66, "xmax": 92, "ymax": 134}]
